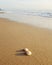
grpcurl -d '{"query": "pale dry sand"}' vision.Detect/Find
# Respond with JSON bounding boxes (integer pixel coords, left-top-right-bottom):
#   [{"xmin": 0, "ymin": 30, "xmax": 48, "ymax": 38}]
[{"xmin": 0, "ymin": 18, "xmax": 52, "ymax": 65}]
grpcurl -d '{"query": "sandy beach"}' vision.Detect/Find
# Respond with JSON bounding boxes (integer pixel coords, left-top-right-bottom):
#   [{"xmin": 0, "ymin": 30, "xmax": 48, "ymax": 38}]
[{"xmin": 0, "ymin": 18, "xmax": 52, "ymax": 65}]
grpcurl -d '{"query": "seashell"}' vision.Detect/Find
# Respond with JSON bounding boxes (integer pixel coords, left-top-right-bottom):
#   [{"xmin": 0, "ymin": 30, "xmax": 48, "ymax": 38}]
[
  {"xmin": 26, "ymin": 50, "xmax": 32, "ymax": 56},
  {"xmin": 24, "ymin": 48, "xmax": 29, "ymax": 51}
]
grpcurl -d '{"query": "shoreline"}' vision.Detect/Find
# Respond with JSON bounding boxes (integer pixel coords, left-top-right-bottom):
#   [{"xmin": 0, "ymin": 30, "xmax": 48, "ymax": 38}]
[{"xmin": 0, "ymin": 13, "xmax": 52, "ymax": 30}]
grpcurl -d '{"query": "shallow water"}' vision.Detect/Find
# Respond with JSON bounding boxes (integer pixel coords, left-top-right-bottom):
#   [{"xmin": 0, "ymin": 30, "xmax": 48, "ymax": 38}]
[{"xmin": 0, "ymin": 10, "xmax": 52, "ymax": 30}]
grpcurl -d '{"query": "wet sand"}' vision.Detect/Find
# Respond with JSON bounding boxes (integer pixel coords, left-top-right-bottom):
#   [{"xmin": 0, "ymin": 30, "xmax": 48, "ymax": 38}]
[
  {"xmin": 0, "ymin": 12, "xmax": 5, "ymax": 14},
  {"xmin": 0, "ymin": 18, "xmax": 52, "ymax": 65}
]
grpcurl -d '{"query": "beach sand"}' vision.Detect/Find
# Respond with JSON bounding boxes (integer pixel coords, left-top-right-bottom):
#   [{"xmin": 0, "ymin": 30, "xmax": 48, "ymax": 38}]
[{"xmin": 0, "ymin": 18, "xmax": 52, "ymax": 65}]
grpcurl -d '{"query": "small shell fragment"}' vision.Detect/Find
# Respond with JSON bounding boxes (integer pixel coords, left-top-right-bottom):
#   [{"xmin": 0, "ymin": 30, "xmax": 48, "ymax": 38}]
[
  {"xmin": 24, "ymin": 48, "xmax": 32, "ymax": 56},
  {"xmin": 24, "ymin": 48, "xmax": 29, "ymax": 51},
  {"xmin": 26, "ymin": 50, "xmax": 32, "ymax": 56}
]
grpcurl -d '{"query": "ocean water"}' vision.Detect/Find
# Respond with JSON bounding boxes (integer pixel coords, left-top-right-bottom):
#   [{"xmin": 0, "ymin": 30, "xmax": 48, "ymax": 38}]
[{"xmin": 0, "ymin": 9, "xmax": 52, "ymax": 29}]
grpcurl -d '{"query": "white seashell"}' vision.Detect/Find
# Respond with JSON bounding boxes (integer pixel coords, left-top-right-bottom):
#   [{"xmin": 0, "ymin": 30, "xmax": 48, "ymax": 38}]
[
  {"xmin": 26, "ymin": 51, "xmax": 32, "ymax": 56},
  {"xmin": 24, "ymin": 48, "xmax": 29, "ymax": 51}
]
